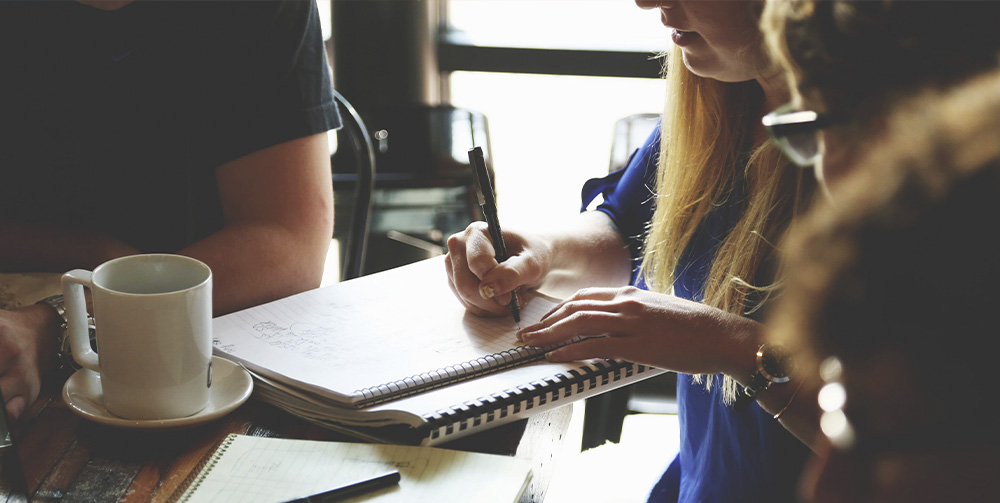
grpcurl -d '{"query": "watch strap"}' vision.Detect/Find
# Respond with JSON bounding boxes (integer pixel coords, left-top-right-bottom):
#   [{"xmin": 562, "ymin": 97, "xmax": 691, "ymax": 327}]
[
  {"xmin": 734, "ymin": 372, "xmax": 770, "ymax": 411},
  {"xmin": 37, "ymin": 294, "xmax": 92, "ymax": 373},
  {"xmin": 37, "ymin": 294, "xmax": 67, "ymax": 325}
]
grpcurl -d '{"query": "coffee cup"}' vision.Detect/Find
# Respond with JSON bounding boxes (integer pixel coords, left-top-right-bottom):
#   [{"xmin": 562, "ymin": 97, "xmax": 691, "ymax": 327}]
[{"xmin": 62, "ymin": 254, "xmax": 213, "ymax": 420}]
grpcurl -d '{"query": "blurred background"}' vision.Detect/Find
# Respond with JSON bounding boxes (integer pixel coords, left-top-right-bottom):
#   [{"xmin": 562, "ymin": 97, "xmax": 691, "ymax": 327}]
[{"xmin": 320, "ymin": 0, "xmax": 668, "ymax": 278}]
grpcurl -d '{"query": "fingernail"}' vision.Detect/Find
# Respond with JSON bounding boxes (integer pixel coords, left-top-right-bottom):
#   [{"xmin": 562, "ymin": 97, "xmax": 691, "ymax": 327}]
[
  {"xmin": 479, "ymin": 283, "xmax": 495, "ymax": 300},
  {"xmin": 516, "ymin": 330, "xmax": 528, "ymax": 342}
]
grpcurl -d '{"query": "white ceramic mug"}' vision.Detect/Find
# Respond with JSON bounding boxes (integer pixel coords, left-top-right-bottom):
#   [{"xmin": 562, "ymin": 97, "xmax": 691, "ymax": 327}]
[{"xmin": 62, "ymin": 254, "xmax": 213, "ymax": 420}]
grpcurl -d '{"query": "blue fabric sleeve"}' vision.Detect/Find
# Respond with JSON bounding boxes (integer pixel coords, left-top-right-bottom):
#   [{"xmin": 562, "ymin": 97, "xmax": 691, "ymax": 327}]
[{"xmin": 580, "ymin": 122, "xmax": 661, "ymax": 284}]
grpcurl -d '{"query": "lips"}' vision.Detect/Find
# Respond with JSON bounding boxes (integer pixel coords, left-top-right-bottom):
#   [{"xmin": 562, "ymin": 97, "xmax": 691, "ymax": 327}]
[{"xmin": 671, "ymin": 29, "xmax": 699, "ymax": 47}]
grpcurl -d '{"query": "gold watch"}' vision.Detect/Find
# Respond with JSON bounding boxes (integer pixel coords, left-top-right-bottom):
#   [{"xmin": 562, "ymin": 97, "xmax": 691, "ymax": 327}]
[{"xmin": 733, "ymin": 342, "xmax": 793, "ymax": 411}]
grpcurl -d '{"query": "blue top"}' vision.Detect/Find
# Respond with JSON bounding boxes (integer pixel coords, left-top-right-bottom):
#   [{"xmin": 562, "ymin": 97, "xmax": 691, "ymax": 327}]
[{"xmin": 582, "ymin": 124, "xmax": 808, "ymax": 502}]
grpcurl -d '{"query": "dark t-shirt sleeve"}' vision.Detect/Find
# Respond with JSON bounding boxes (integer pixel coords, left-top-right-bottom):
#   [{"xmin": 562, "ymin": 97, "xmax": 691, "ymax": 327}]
[
  {"xmin": 209, "ymin": 0, "xmax": 341, "ymax": 166},
  {"xmin": 580, "ymin": 122, "xmax": 660, "ymax": 283},
  {"xmin": 0, "ymin": 0, "xmax": 343, "ymax": 252}
]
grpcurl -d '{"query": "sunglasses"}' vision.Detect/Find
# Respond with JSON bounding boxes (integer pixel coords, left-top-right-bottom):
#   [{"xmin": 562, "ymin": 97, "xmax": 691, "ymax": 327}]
[{"xmin": 762, "ymin": 104, "xmax": 841, "ymax": 168}]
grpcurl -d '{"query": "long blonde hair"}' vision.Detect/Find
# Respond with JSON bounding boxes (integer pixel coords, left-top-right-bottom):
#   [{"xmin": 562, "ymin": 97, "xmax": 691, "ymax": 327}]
[{"xmin": 640, "ymin": 47, "xmax": 814, "ymax": 403}]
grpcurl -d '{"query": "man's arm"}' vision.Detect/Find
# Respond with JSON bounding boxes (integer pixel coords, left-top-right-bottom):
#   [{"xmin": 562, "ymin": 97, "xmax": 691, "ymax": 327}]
[
  {"xmin": 178, "ymin": 133, "xmax": 333, "ymax": 315},
  {"xmin": 1, "ymin": 132, "xmax": 333, "ymax": 315},
  {"xmin": 0, "ymin": 131, "xmax": 333, "ymax": 421},
  {"xmin": 0, "ymin": 223, "xmax": 139, "ymax": 273},
  {"xmin": 179, "ymin": 132, "xmax": 333, "ymax": 315}
]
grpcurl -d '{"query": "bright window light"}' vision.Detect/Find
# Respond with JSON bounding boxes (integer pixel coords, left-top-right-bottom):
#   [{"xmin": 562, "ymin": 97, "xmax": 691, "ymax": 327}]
[
  {"xmin": 450, "ymin": 72, "xmax": 664, "ymax": 228},
  {"xmin": 447, "ymin": 1, "xmax": 669, "ymax": 228},
  {"xmin": 448, "ymin": 0, "xmax": 669, "ymax": 52}
]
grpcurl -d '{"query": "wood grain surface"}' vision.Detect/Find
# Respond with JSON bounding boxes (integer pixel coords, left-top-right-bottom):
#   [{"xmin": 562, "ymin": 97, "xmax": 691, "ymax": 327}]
[{"xmin": 4, "ymin": 382, "xmax": 572, "ymax": 503}]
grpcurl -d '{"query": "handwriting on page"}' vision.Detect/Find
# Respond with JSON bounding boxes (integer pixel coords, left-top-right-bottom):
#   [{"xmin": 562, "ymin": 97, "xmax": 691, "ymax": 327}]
[
  {"xmin": 228, "ymin": 294, "xmax": 554, "ymax": 360},
  {"xmin": 212, "ymin": 262, "xmax": 561, "ymax": 396}
]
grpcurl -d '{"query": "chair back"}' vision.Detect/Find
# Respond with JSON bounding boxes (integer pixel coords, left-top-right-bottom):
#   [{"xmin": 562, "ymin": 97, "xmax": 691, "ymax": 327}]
[
  {"xmin": 609, "ymin": 113, "xmax": 659, "ymax": 173},
  {"xmin": 331, "ymin": 91, "xmax": 376, "ymax": 281}
]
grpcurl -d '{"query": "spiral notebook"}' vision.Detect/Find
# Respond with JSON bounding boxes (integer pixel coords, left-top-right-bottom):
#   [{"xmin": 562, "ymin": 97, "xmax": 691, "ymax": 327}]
[
  {"xmin": 168, "ymin": 434, "xmax": 531, "ymax": 503},
  {"xmin": 212, "ymin": 257, "xmax": 664, "ymax": 445}
]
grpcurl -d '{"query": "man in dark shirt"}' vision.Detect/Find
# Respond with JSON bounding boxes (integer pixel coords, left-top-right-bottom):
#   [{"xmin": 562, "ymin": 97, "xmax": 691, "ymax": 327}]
[{"xmin": 0, "ymin": 0, "xmax": 341, "ymax": 421}]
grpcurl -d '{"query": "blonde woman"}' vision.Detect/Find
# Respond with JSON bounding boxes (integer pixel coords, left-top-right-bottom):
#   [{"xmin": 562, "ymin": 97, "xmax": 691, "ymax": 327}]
[{"xmin": 446, "ymin": 1, "xmax": 815, "ymax": 501}]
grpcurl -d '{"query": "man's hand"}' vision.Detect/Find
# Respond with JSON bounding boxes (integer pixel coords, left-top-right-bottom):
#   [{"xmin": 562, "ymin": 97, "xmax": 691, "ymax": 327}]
[{"xmin": 0, "ymin": 304, "xmax": 60, "ymax": 422}]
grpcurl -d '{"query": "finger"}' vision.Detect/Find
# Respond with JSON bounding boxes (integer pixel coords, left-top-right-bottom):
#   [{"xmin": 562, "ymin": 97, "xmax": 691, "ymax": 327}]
[
  {"xmin": 464, "ymin": 230, "xmax": 536, "ymax": 307},
  {"xmin": 539, "ymin": 287, "xmax": 622, "ymax": 320},
  {"xmin": 445, "ymin": 232, "xmax": 499, "ymax": 312},
  {"xmin": 443, "ymin": 253, "xmax": 455, "ymax": 285},
  {"xmin": 0, "ymin": 377, "xmax": 29, "ymax": 424},
  {"xmin": 519, "ymin": 307, "xmax": 622, "ymax": 347},
  {"xmin": 463, "ymin": 226, "xmax": 500, "ymax": 280},
  {"xmin": 4, "ymin": 395, "xmax": 24, "ymax": 423},
  {"xmin": 478, "ymin": 255, "xmax": 533, "ymax": 306},
  {"xmin": 545, "ymin": 336, "xmax": 642, "ymax": 363},
  {"xmin": 445, "ymin": 264, "xmax": 507, "ymax": 317},
  {"xmin": 526, "ymin": 297, "xmax": 621, "ymax": 335},
  {"xmin": 562, "ymin": 286, "xmax": 626, "ymax": 303},
  {"xmin": 517, "ymin": 299, "xmax": 592, "ymax": 339}
]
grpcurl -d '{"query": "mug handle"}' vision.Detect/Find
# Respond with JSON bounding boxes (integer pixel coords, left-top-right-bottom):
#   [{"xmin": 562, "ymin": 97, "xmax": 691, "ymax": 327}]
[{"xmin": 61, "ymin": 270, "xmax": 100, "ymax": 373}]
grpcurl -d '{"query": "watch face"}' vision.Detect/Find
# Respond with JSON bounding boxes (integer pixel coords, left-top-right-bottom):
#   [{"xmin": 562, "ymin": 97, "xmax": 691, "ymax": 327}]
[{"xmin": 758, "ymin": 343, "xmax": 793, "ymax": 383}]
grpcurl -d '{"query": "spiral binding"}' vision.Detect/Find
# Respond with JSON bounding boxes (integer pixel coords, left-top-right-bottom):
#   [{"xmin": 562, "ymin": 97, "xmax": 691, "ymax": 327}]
[
  {"xmin": 353, "ymin": 345, "xmax": 549, "ymax": 408},
  {"xmin": 416, "ymin": 359, "xmax": 653, "ymax": 441},
  {"xmin": 167, "ymin": 434, "xmax": 238, "ymax": 503}
]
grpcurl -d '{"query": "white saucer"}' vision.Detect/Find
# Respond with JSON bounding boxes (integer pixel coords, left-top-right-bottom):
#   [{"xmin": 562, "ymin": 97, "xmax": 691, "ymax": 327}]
[{"xmin": 62, "ymin": 355, "xmax": 253, "ymax": 430}]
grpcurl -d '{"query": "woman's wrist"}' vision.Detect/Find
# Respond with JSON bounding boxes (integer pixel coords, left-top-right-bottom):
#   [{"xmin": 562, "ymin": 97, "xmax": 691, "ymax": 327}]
[{"xmin": 718, "ymin": 314, "xmax": 767, "ymax": 383}]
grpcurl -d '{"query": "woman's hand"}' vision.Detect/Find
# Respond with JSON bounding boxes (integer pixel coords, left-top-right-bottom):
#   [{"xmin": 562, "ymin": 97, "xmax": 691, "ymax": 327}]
[
  {"xmin": 444, "ymin": 222, "xmax": 552, "ymax": 317},
  {"xmin": 517, "ymin": 286, "xmax": 760, "ymax": 376},
  {"xmin": 445, "ymin": 212, "xmax": 634, "ymax": 318}
]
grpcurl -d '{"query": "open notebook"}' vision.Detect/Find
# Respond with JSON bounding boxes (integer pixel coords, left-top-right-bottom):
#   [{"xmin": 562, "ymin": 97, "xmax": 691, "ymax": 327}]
[
  {"xmin": 168, "ymin": 434, "xmax": 531, "ymax": 503},
  {"xmin": 213, "ymin": 257, "xmax": 664, "ymax": 445}
]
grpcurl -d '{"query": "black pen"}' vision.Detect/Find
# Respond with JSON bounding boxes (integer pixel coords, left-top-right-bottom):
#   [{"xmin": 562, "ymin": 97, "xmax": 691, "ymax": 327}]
[
  {"xmin": 468, "ymin": 146, "xmax": 521, "ymax": 325},
  {"xmin": 282, "ymin": 470, "xmax": 400, "ymax": 503}
]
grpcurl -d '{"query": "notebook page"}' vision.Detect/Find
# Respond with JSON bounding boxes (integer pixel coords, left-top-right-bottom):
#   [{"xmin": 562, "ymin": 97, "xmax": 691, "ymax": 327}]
[
  {"xmin": 177, "ymin": 435, "xmax": 531, "ymax": 503},
  {"xmin": 212, "ymin": 257, "xmax": 560, "ymax": 404}
]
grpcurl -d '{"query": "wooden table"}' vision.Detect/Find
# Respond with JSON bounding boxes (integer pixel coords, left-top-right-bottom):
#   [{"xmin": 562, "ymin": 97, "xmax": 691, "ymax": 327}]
[{"xmin": 4, "ymin": 381, "xmax": 573, "ymax": 503}]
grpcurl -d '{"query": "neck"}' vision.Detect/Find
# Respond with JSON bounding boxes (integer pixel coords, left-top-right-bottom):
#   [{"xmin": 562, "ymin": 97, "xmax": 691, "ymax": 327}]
[
  {"xmin": 756, "ymin": 71, "xmax": 790, "ymax": 114},
  {"xmin": 753, "ymin": 69, "xmax": 791, "ymax": 148}
]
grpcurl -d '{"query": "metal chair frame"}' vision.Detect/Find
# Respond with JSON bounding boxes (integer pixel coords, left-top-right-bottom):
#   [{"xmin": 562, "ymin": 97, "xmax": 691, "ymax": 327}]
[{"xmin": 332, "ymin": 90, "xmax": 376, "ymax": 281}]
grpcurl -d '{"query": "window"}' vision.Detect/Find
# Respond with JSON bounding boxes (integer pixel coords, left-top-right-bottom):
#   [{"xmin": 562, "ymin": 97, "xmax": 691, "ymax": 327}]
[
  {"xmin": 447, "ymin": 0, "xmax": 668, "ymax": 52},
  {"xmin": 444, "ymin": 1, "xmax": 669, "ymax": 227}
]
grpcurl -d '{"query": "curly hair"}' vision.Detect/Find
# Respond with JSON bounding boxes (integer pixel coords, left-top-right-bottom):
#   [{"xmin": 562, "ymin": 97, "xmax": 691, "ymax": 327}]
[
  {"xmin": 770, "ymin": 70, "xmax": 1000, "ymax": 428},
  {"xmin": 763, "ymin": 0, "xmax": 1000, "ymax": 127}
]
